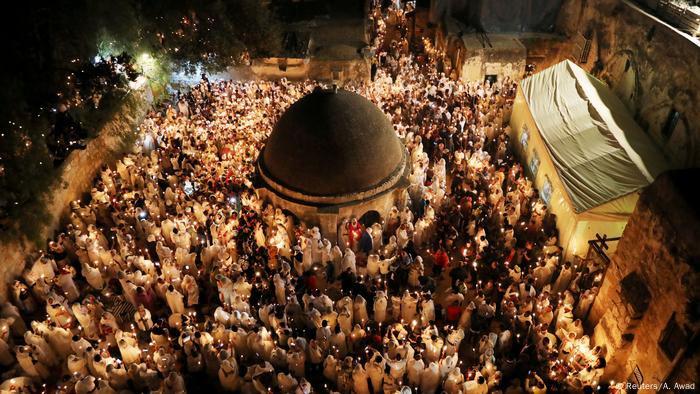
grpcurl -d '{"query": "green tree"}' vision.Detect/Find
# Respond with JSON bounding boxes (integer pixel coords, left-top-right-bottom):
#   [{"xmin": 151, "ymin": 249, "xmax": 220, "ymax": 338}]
[
  {"xmin": 139, "ymin": 0, "xmax": 282, "ymax": 72},
  {"xmin": 0, "ymin": 0, "xmax": 282, "ymax": 241}
]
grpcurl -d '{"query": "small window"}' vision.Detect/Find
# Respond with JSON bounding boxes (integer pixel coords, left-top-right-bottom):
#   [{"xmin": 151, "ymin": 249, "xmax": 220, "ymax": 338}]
[
  {"xmin": 529, "ymin": 151, "xmax": 540, "ymax": 177},
  {"xmin": 659, "ymin": 313, "xmax": 686, "ymax": 361},
  {"xmin": 662, "ymin": 109, "xmax": 680, "ymax": 140},
  {"xmin": 542, "ymin": 176, "xmax": 552, "ymax": 205},
  {"xmin": 520, "ymin": 124, "xmax": 529, "ymax": 150},
  {"xmin": 332, "ymin": 67, "xmax": 343, "ymax": 82},
  {"xmin": 646, "ymin": 25, "xmax": 656, "ymax": 42}
]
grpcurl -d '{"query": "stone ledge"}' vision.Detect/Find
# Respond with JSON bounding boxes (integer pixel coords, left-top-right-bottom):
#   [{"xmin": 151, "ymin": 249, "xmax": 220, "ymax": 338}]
[{"xmin": 0, "ymin": 89, "xmax": 153, "ymax": 301}]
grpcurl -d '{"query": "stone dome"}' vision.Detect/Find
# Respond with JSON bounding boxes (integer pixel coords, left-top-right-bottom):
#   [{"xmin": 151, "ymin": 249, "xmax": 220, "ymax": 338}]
[{"xmin": 258, "ymin": 88, "xmax": 407, "ymax": 205}]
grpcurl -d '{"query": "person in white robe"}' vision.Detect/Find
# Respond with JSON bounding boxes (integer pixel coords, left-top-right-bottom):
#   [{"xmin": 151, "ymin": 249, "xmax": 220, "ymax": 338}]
[
  {"xmin": 330, "ymin": 325, "xmax": 348, "ymax": 358},
  {"xmin": 440, "ymin": 353, "xmax": 458, "ymax": 379},
  {"xmin": 302, "ymin": 238, "xmax": 315, "ymax": 272},
  {"xmin": 25, "ymin": 255, "xmax": 57, "ymax": 285},
  {"xmin": 219, "ymin": 357, "xmax": 241, "ymax": 391},
  {"xmin": 67, "ymin": 353, "xmax": 89, "ymax": 376},
  {"xmin": 349, "ymin": 324, "xmax": 366, "ymax": 353},
  {"xmin": 287, "ymin": 346, "xmax": 306, "ymax": 378},
  {"xmin": 46, "ymin": 324, "xmax": 73, "ymax": 359},
  {"xmin": 323, "ymin": 354, "xmax": 338, "ymax": 383},
  {"xmin": 270, "ymin": 346, "xmax": 288, "ymax": 371},
  {"xmin": 81, "ymin": 261, "xmax": 104, "ymax": 290},
  {"xmin": 118, "ymin": 335, "xmax": 141, "ymax": 365},
  {"xmin": 16, "ymin": 346, "xmax": 48, "ymax": 379},
  {"xmin": 341, "ymin": 249, "xmax": 356, "ymax": 274},
  {"xmin": 424, "ymin": 334, "xmax": 443, "ymax": 363},
  {"xmin": 166, "ymin": 285, "xmax": 186, "ymax": 315},
  {"xmin": 353, "ymin": 295, "xmax": 369, "ymax": 325},
  {"xmin": 370, "ymin": 223, "xmax": 383, "ymax": 253},
  {"xmin": 462, "ymin": 372, "xmax": 489, "ymax": 394},
  {"xmin": 277, "ymin": 372, "xmax": 298, "ymax": 393},
  {"xmin": 367, "ymin": 254, "xmax": 380, "ymax": 277},
  {"xmin": 308, "ymin": 339, "xmax": 324, "ymax": 367},
  {"xmin": 2, "ymin": 302, "xmax": 28, "ymax": 336},
  {"xmin": 420, "ymin": 361, "xmax": 440, "ymax": 394},
  {"xmin": 533, "ymin": 260, "xmax": 554, "ymax": 290},
  {"xmin": 552, "ymin": 261, "xmax": 574, "ymax": 295},
  {"xmin": 444, "ymin": 367, "xmax": 465, "ymax": 394},
  {"xmin": 336, "ymin": 357, "xmax": 354, "ymax": 393},
  {"xmin": 134, "ymin": 304, "xmax": 153, "ymax": 331},
  {"xmin": 320, "ymin": 239, "xmax": 333, "ymax": 265},
  {"xmin": 383, "ymin": 235, "xmax": 398, "ymax": 258},
  {"xmin": 413, "ymin": 217, "xmax": 428, "ymax": 247},
  {"xmin": 390, "ymin": 295, "xmax": 402, "ymax": 322},
  {"xmin": 387, "ymin": 353, "xmax": 407, "ymax": 380},
  {"xmin": 401, "ymin": 291, "xmax": 418, "ymax": 323},
  {"xmin": 408, "ymin": 257, "xmax": 424, "ymax": 288},
  {"xmin": 329, "ymin": 245, "xmax": 343, "ymax": 281},
  {"xmin": 379, "ymin": 256, "xmax": 395, "ymax": 277},
  {"xmin": 407, "ymin": 353, "xmax": 424, "ymax": 388},
  {"xmin": 56, "ymin": 266, "xmax": 80, "ymax": 302},
  {"xmin": 555, "ymin": 305, "xmax": 574, "ymax": 339},
  {"xmin": 46, "ymin": 300, "xmax": 73, "ymax": 328},
  {"xmin": 0, "ymin": 329, "xmax": 15, "ymax": 367},
  {"xmin": 396, "ymin": 224, "xmax": 410, "ymax": 250},
  {"xmin": 338, "ymin": 218, "xmax": 350, "ymax": 248},
  {"xmin": 575, "ymin": 288, "xmax": 597, "ymax": 319},
  {"xmin": 420, "ymin": 295, "xmax": 435, "ymax": 326},
  {"xmin": 366, "ymin": 354, "xmax": 385, "ymax": 394},
  {"xmin": 384, "ymin": 207, "xmax": 400, "ymax": 236},
  {"xmin": 74, "ymin": 375, "xmax": 98, "ymax": 394},
  {"xmin": 24, "ymin": 331, "xmax": 56, "ymax": 367},
  {"xmin": 374, "ymin": 291, "xmax": 388, "ymax": 323},
  {"xmin": 352, "ymin": 362, "xmax": 371, "ymax": 394},
  {"xmin": 107, "ymin": 362, "xmax": 130, "ymax": 390}
]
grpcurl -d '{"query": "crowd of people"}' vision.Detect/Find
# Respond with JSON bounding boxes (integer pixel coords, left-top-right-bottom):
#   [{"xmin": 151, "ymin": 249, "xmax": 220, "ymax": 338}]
[{"xmin": 0, "ymin": 5, "xmax": 615, "ymax": 394}]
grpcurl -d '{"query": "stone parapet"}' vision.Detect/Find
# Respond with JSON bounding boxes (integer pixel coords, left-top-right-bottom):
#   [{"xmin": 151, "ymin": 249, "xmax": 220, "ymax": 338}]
[{"xmin": 0, "ymin": 89, "xmax": 152, "ymax": 301}]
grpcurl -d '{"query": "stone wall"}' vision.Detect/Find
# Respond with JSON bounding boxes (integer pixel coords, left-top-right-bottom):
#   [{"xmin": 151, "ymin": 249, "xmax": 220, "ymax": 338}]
[
  {"xmin": 307, "ymin": 58, "xmax": 371, "ymax": 84},
  {"xmin": 256, "ymin": 185, "xmax": 405, "ymax": 245},
  {"xmin": 0, "ymin": 89, "xmax": 153, "ymax": 301},
  {"xmin": 588, "ymin": 170, "xmax": 700, "ymax": 387},
  {"xmin": 518, "ymin": 33, "xmax": 571, "ymax": 70},
  {"xmin": 555, "ymin": 0, "xmax": 700, "ymax": 167},
  {"xmin": 251, "ymin": 57, "xmax": 370, "ymax": 83},
  {"xmin": 454, "ymin": 35, "xmax": 527, "ymax": 82},
  {"xmin": 430, "ymin": 0, "xmax": 563, "ymax": 32},
  {"xmin": 251, "ymin": 57, "xmax": 310, "ymax": 80}
]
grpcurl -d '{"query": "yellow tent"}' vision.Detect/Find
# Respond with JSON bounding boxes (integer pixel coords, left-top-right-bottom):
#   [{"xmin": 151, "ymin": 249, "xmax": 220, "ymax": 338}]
[{"xmin": 510, "ymin": 60, "xmax": 668, "ymax": 261}]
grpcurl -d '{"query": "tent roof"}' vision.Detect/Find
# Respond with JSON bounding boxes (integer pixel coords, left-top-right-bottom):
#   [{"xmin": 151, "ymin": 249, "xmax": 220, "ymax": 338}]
[{"xmin": 521, "ymin": 60, "xmax": 668, "ymax": 213}]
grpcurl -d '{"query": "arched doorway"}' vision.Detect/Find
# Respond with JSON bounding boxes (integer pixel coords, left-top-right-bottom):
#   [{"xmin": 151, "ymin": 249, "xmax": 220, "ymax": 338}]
[
  {"xmin": 281, "ymin": 209, "xmax": 301, "ymax": 226},
  {"xmin": 358, "ymin": 210, "xmax": 382, "ymax": 229},
  {"xmin": 280, "ymin": 209, "xmax": 301, "ymax": 246}
]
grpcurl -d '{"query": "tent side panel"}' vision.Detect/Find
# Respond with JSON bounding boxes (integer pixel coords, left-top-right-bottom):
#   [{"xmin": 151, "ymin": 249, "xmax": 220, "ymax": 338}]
[
  {"xmin": 510, "ymin": 87, "xmax": 580, "ymax": 261},
  {"xmin": 569, "ymin": 219, "xmax": 627, "ymax": 262},
  {"xmin": 577, "ymin": 192, "xmax": 639, "ymax": 222}
]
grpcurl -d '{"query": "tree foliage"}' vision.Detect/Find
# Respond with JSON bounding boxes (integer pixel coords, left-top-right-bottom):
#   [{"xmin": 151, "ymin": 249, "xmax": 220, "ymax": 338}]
[
  {"xmin": 140, "ymin": 0, "xmax": 282, "ymax": 72},
  {"xmin": 0, "ymin": 0, "xmax": 282, "ymax": 240}
]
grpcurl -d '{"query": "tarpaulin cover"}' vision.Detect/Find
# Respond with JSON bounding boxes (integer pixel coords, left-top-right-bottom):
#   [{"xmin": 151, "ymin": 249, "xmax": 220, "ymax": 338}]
[{"xmin": 520, "ymin": 60, "xmax": 668, "ymax": 213}]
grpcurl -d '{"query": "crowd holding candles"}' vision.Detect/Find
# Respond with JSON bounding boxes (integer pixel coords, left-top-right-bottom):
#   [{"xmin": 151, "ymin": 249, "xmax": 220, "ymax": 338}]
[{"xmin": 0, "ymin": 4, "xmax": 615, "ymax": 394}]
